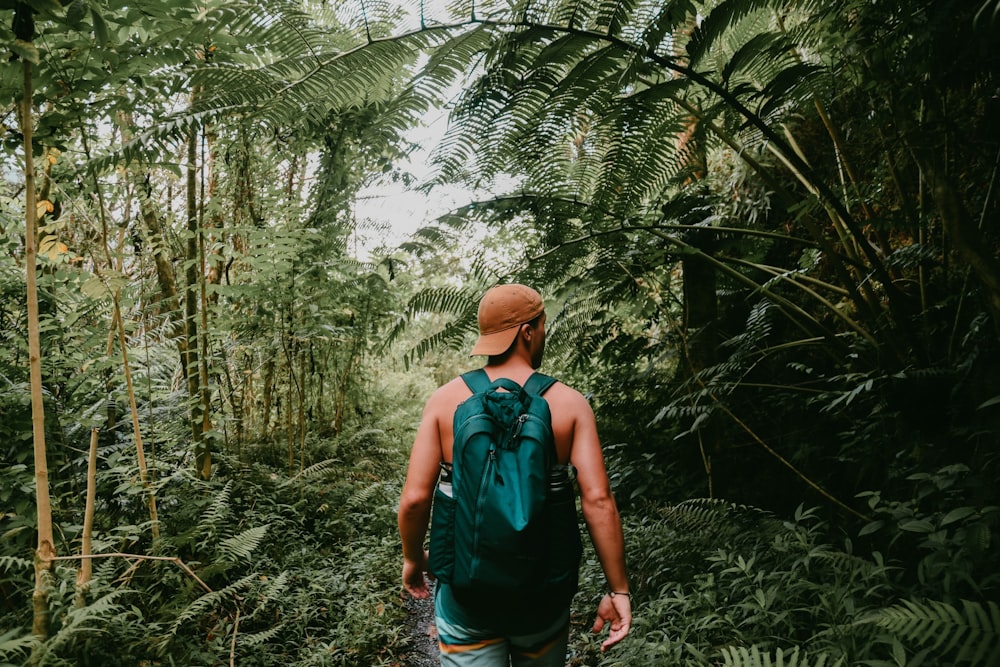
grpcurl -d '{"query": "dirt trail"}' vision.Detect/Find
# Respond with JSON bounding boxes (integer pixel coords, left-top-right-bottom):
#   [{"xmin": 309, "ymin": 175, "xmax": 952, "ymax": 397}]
[{"xmin": 401, "ymin": 582, "xmax": 439, "ymax": 666}]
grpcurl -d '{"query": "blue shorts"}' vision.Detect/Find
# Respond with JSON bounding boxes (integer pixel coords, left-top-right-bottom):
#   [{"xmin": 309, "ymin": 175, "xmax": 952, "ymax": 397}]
[{"xmin": 435, "ymin": 584, "xmax": 570, "ymax": 667}]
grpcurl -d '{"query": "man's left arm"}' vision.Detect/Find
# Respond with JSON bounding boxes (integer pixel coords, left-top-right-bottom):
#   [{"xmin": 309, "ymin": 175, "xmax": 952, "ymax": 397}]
[{"xmin": 398, "ymin": 396, "xmax": 445, "ymax": 599}]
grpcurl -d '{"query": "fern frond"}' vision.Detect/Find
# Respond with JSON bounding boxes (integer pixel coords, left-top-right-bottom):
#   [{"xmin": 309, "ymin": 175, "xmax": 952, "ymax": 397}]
[
  {"xmin": 720, "ymin": 645, "xmax": 844, "ymax": 667},
  {"xmin": 40, "ymin": 590, "xmax": 131, "ymax": 657},
  {"xmin": 0, "ymin": 555, "xmax": 32, "ymax": 573},
  {"xmin": 381, "ymin": 285, "xmax": 481, "ymax": 355},
  {"xmin": 288, "ymin": 457, "xmax": 343, "ymax": 482},
  {"xmin": 689, "ymin": 0, "xmax": 774, "ymax": 69},
  {"xmin": 345, "ymin": 427, "xmax": 388, "ymax": 446},
  {"xmin": 218, "ymin": 525, "xmax": 269, "ymax": 564},
  {"xmin": 168, "ymin": 572, "xmax": 257, "ymax": 639},
  {"xmin": 660, "ymin": 498, "xmax": 782, "ymax": 542},
  {"xmin": 0, "ymin": 629, "xmax": 35, "ymax": 663},
  {"xmin": 347, "ymin": 482, "xmax": 386, "ymax": 510},
  {"xmin": 199, "ymin": 480, "xmax": 234, "ymax": 530},
  {"xmin": 237, "ymin": 621, "xmax": 286, "ymax": 648},
  {"xmin": 866, "ymin": 599, "xmax": 1000, "ymax": 665}
]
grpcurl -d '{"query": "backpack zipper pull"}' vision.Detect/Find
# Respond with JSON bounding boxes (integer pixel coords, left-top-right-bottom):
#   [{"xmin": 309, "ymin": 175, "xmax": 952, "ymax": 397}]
[
  {"xmin": 509, "ymin": 413, "xmax": 528, "ymax": 444},
  {"xmin": 489, "ymin": 446, "xmax": 504, "ymax": 485}
]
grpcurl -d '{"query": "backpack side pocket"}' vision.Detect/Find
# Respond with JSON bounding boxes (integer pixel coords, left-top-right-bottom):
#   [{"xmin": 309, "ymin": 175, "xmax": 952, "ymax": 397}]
[
  {"xmin": 545, "ymin": 482, "xmax": 582, "ymax": 595},
  {"xmin": 428, "ymin": 486, "xmax": 456, "ymax": 582}
]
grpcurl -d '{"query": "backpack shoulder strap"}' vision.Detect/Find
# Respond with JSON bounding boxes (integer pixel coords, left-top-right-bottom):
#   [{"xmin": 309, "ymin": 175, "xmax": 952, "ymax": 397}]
[
  {"xmin": 460, "ymin": 368, "xmax": 491, "ymax": 394},
  {"xmin": 461, "ymin": 369, "xmax": 557, "ymax": 395},
  {"xmin": 523, "ymin": 372, "xmax": 557, "ymax": 396}
]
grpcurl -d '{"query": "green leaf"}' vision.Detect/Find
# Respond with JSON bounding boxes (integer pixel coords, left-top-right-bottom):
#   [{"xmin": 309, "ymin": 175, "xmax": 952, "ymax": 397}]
[
  {"xmin": 80, "ymin": 271, "xmax": 127, "ymax": 299},
  {"xmin": 940, "ymin": 507, "xmax": 976, "ymax": 526},
  {"xmin": 899, "ymin": 519, "xmax": 935, "ymax": 533},
  {"xmin": 66, "ymin": 0, "xmax": 87, "ymax": 27},
  {"xmin": 90, "ymin": 5, "xmax": 108, "ymax": 44},
  {"xmin": 10, "ymin": 40, "xmax": 40, "ymax": 65},
  {"xmin": 859, "ymin": 520, "xmax": 884, "ymax": 536},
  {"xmin": 31, "ymin": 0, "xmax": 65, "ymax": 13},
  {"xmin": 977, "ymin": 394, "xmax": 1000, "ymax": 410}
]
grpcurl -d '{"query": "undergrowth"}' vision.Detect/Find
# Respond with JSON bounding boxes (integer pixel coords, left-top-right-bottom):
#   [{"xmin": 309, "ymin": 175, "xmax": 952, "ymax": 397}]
[
  {"xmin": 567, "ymin": 499, "xmax": 999, "ymax": 667},
  {"xmin": 0, "ymin": 427, "xmax": 413, "ymax": 667}
]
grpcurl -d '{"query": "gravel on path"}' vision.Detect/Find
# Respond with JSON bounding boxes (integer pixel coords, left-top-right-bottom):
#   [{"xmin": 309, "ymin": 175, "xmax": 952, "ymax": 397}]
[{"xmin": 400, "ymin": 582, "xmax": 439, "ymax": 667}]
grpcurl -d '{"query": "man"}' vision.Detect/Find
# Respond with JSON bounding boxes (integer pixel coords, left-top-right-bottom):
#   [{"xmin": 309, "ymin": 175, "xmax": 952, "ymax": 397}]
[{"xmin": 398, "ymin": 284, "xmax": 631, "ymax": 666}]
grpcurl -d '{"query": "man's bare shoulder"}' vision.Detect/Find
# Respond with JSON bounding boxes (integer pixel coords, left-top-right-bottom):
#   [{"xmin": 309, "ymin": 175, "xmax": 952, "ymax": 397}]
[
  {"xmin": 544, "ymin": 379, "xmax": 595, "ymax": 417},
  {"xmin": 424, "ymin": 376, "xmax": 473, "ymax": 413}
]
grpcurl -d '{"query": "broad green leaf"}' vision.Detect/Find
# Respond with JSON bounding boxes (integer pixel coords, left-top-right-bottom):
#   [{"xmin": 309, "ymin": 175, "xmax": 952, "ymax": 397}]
[
  {"xmin": 91, "ymin": 6, "xmax": 108, "ymax": 45},
  {"xmin": 899, "ymin": 519, "xmax": 935, "ymax": 533},
  {"xmin": 940, "ymin": 507, "xmax": 976, "ymax": 526},
  {"xmin": 10, "ymin": 40, "xmax": 40, "ymax": 65}
]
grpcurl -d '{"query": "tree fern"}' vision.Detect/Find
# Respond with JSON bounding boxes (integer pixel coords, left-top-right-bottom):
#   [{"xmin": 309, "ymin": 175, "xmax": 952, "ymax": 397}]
[{"xmin": 381, "ymin": 284, "xmax": 481, "ymax": 358}]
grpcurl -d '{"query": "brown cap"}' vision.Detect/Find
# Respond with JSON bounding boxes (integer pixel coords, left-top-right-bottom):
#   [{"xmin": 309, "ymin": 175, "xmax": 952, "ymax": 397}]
[{"xmin": 470, "ymin": 284, "xmax": 545, "ymax": 356}]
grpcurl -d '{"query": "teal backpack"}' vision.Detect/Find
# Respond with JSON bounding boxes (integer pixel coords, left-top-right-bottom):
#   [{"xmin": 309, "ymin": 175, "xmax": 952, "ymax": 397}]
[{"xmin": 428, "ymin": 369, "xmax": 582, "ymax": 601}]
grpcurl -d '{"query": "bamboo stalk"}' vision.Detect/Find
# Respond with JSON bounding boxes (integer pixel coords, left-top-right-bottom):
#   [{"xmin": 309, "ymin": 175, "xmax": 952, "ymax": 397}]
[
  {"xmin": 75, "ymin": 427, "xmax": 99, "ymax": 607},
  {"xmin": 50, "ymin": 553, "xmax": 212, "ymax": 593},
  {"xmin": 21, "ymin": 53, "xmax": 55, "ymax": 648},
  {"xmin": 113, "ymin": 298, "xmax": 161, "ymax": 541},
  {"xmin": 230, "ymin": 607, "xmax": 241, "ymax": 667}
]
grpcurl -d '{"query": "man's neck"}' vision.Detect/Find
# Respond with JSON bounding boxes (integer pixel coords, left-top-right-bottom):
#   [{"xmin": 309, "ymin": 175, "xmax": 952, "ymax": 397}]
[{"xmin": 483, "ymin": 357, "xmax": 536, "ymax": 379}]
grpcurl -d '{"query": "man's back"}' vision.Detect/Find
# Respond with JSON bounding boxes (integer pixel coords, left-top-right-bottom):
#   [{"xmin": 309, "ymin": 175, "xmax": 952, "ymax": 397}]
[
  {"xmin": 398, "ymin": 284, "xmax": 631, "ymax": 665},
  {"xmin": 423, "ymin": 365, "xmax": 591, "ymax": 466}
]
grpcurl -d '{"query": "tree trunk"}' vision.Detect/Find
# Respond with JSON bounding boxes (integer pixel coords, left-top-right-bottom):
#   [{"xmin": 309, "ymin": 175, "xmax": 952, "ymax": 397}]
[
  {"xmin": 676, "ymin": 114, "xmax": 721, "ymax": 496},
  {"xmin": 297, "ymin": 347, "xmax": 307, "ymax": 474},
  {"xmin": 262, "ymin": 357, "xmax": 275, "ymax": 440},
  {"xmin": 186, "ymin": 128, "xmax": 209, "ymax": 479}
]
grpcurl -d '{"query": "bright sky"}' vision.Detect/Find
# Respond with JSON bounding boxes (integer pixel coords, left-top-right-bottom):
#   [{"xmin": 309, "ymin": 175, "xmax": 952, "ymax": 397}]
[
  {"xmin": 348, "ymin": 0, "xmax": 486, "ymax": 261},
  {"xmin": 351, "ymin": 103, "xmax": 459, "ymax": 259}
]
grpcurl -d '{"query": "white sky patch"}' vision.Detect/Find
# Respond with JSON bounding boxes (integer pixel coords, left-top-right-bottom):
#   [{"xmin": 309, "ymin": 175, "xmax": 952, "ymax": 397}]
[
  {"xmin": 348, "ymin": 0, "xmax": 513, "ymax": 262},
  {"xmin": 351, "ymin": 103, "xmax": 457, "ymax": 258}
]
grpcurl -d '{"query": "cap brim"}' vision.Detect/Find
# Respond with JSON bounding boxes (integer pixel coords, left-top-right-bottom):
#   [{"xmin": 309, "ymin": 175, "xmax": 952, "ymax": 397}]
[{"xmin": 469, "ymin": 325, "xmax": 520, "ymax": 356}]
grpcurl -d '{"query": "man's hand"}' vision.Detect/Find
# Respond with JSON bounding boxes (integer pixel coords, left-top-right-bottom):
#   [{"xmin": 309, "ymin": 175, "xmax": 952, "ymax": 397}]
[
  {"xmin": 592, "ymin": 593, "xmax": 632, "ymax": 651},
  {"xmin": 402, "ymin": 550, "xmax": 430, "ymax": 599}
]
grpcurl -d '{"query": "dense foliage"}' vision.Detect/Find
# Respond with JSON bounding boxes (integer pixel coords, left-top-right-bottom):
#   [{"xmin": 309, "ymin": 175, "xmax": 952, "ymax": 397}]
[{"xmin": 1, "ymin": 0, "xmax": 998, "ymax": 665}]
